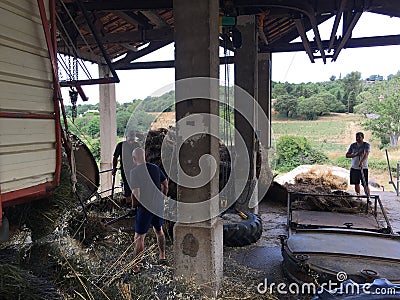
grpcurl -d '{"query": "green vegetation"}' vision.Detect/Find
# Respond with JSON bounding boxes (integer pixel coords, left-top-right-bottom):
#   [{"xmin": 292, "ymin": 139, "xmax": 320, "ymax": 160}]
[
  {"xmin": 354, "ymin": 74, "xmax": 400, "ymax": 147},
  {"xmin": 272, "ymin": 71, "xmax": 365, "ymax": 119},
  {"xmin": 275, "ymin": 135, "xmax": 329, "ymax": 172},
  {"xmin": 273, "ymin": 120, "xmax": 346, "ymax": 148}
]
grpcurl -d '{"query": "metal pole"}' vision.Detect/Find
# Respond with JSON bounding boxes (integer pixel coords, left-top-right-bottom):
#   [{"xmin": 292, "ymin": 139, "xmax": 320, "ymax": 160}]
[
  {"xmin": 385, "ymin": 149, "xmax": 397, "ymax": 192},
  {"xmin": 397, "ymin": 162, "xmax": 400, "ymax": 196}
]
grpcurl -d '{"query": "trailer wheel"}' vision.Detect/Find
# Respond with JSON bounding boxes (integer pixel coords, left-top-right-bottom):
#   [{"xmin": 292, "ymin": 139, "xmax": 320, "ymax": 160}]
[{"xmin": 222, "ymin": 211, "xmax": 262, "ymax": 247}]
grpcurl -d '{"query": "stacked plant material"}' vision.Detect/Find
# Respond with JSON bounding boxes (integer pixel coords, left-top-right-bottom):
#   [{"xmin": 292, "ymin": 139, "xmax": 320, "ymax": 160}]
[
  {"xmin": 294, "ymin": 167, "xmax": 348, "ymax": 190},
  {"xmin": 138, "ymin": 128, "xmax": 234, "ymax": 199},
  {"xmin": 285, "ymin": 183, "xmax": 367, "ymax": 213}
]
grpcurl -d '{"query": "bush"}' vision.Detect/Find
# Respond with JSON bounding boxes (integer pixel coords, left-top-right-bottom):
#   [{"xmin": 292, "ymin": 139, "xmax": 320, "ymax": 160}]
[
  {"xmin": 331, "ymin": 156, "xmax": 349, "ymax": 169},
  {"xmin": 275, "ymin": 135, "xmax": 329, "ymax": 172}
]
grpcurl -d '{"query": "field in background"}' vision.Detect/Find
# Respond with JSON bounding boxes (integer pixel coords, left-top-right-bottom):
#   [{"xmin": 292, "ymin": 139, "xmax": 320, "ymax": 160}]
[{"xmin": 273, "ymin": 113, "xmax": 400, "ymax": 191}]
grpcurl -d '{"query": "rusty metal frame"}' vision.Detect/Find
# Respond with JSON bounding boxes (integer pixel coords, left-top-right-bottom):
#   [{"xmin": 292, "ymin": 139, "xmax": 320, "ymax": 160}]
[{"xmin": 288, "ymin": 192, "xmax": 393, "ymax": 233}]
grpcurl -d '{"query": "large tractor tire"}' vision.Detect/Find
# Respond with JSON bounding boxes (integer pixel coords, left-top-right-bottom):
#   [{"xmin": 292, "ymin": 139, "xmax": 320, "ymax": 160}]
[{"xmin": 222, "ymin": 211, "xmax": 262, "ymax": 247}]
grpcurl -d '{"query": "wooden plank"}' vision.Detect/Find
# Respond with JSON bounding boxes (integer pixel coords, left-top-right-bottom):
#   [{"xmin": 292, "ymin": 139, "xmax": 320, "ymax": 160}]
[
  {"xmin": 0, "ymin": 0, "xmax": 48, "ymax": 28},
  {"xmin": 0, "ymin": 154, "xmax": 56, "ymax": 184},
  {"xmin": 0, "ymin": 74, "xmax": 52, "ymax": 89},
  {"xmin": 0, "ymin": 7, "xmax": 48, "ymax": 52},
  {"xmin": 0, "ymin": 81, "xmax": 53, "ymax": 113},
  {"xmin": 0, "ymin": 118, "xmax": 56, "ymax": 146},
  {"xmin": 1, "ymin": 173, "xmax": 54, "ymax": 193},
  {"xmin": 0, "ymin": 143, "xmax": 55, "ymax": 154},
  {"xmin": 0, "ymin": 46, "xmax": 52, "ymax": 80},
  {"xmin": 1, "ymin": 149, "xmax": 55, "ymax": 167},
  {"xmin": 0, "ymin": 33, "xmax": 49, "ymax": 57}
]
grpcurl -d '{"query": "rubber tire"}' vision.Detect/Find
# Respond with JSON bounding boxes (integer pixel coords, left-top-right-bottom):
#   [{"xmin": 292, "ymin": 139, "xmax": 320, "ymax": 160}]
[{"xmin": 223, "ymin": 211, "xmax": 262, "ymax": 247}]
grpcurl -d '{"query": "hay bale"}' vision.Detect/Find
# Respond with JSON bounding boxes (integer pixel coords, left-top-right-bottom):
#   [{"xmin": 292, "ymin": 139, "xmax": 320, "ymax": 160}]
[
  {"xmin": 294, "ymin": 166, "xmax": 348, "ymax": 190},
  {"xmin": 0, "ymin": 263, "xmax": 62, "ymax": 300}
]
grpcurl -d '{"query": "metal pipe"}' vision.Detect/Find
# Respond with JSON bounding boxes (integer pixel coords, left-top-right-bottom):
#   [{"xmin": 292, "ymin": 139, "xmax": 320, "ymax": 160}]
[
  {"xmin": 385, "ymin": 149, "xmax": 398, "ymax": 193},
  {"xmin": 397, "ymin": 162, "xmax": 400, "ymax": 196},
  {"xmin": 377, "ymin": 197, "xmax": 393, "ymax": 234},
  {"xmin": 99, "ymin": 168, "xmax": 114, "ymax": 174}
]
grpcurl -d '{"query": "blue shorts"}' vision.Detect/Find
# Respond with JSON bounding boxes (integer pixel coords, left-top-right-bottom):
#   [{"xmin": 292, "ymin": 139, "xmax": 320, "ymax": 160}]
[{"xmin": 135, "ymin": 206, "xmax": 163, "ymax": 235}]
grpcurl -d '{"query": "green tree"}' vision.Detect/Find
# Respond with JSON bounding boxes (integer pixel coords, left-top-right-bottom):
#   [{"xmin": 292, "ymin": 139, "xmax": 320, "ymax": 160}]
[
  {"xmin": 356, "ymin": 74, "xmax": 400, "ymax": 147},
  {"xmin": 296, "ymin": 96, "xmax": 328, "ymax": 120},
  {"xmin": 85, "ymin": 116, "xmax": 100, "ymax": 138},
  {"xmin": 347, "ymin": 91, "xmax": 357, "ymax": 113},
  {"xmin": 273, "ymin": 94, "xmax": 297, "ymax": 118},
  {"xmin": 275, "ymin": 135, "xmax": 328, "ymax": 172},
  {"xmin": 89, "ymin": 139, "xmax": 101, "ymax": 162},
  {"xmin": 116, "ymin": 111, "xmax": 131, "ymax": 136},
  {"xmin": 126, "ymin": 109, "xmax": 155, "ymax": 134},
  {"xmin": 342, "ymin": 71, "xmax": 363, "ymax": 112},
  {"xmin": 314, "ymin": 92, "xmax": 345, "ymax": 113}
]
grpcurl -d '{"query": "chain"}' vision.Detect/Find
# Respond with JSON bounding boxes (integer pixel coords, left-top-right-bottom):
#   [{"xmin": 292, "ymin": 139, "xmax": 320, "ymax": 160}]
[{"xmin": 69, "ymin": 88, "xmax": 78, "ymax": 122}]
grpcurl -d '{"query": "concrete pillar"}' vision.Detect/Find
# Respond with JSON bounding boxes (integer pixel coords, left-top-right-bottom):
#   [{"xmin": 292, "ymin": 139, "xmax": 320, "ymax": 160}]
[
  {"xmin": 257, "ymin": 52, "xmax": 274, "ymax": 201},
  {"xmin": 99, "ymin": 64, "xmax": 117, "ymax": 196},
  {"xmin": 234, "ymin": 15, "xmax": 258, "ymax": 213},
  {"xmin": 173, "ymin": 0, "xmax": 222, "ymax": 296}
]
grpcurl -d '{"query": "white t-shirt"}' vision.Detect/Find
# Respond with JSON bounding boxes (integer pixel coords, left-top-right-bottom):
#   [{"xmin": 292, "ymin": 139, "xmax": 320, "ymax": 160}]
[{"xmin": 348, "ymin": 142, "xmax": 370, "ymax": 169}]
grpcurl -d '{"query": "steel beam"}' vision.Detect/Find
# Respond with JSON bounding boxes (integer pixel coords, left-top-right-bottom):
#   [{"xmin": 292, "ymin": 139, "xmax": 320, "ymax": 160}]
[{"xmin": 114, "ymin": 56, "xmax": 235, "ymax": 70}]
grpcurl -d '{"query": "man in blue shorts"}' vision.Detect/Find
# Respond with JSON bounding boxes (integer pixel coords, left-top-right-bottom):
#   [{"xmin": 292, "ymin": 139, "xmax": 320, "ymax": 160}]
[
  {"xmin": 346, "ymin": 132, "xmax": 370, "ymax": 195},
  {"xmin": 130, "ymin": 147, "xmax": 168, "ymax": 273}
]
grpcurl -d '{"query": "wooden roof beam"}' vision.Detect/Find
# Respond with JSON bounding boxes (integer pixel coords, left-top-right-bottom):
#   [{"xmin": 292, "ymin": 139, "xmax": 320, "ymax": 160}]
[
  {"xmin": 112, "ymin": 40, "xmax": 172, "ymax": 67},
  {"xmin": 294, "ymin": 17, "xmax": 315, "ymax": 63},
  {"xmin": 260, "ymin": 34, "xmax": 400, "ymax": 53},
  {"xmin": 141, "ymin": 10, "xmax": 169, "ymax": 28},
  {"xmin": 83, "ymin": 1, "xmax": 173, "ymax": 11},
  {"xmin": 73, "ymin": 28, "xmax": 173, "ymax": 46},
  {"xmin": 309, "ymin": 17, "xmax": 326, "ymax": 63},
  {"xmin": 332, "ymin": 11, "xmax": 362, "ymax": 61},
  {"xmin": 328, "ymin": 0, "xmax": 347, "ymax": 51}
]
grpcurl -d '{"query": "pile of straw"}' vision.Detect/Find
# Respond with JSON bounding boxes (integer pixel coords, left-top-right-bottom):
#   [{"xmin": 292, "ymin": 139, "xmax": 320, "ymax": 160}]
[{"xmin": 294, "ymin": 166, "xmax": 348, "ymax": 190}]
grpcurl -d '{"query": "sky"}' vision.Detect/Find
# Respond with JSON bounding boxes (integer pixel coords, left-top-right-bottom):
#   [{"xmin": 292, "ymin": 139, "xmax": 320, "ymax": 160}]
[{"xmin": 61, "ymin": 12, "xmax": 400, "ymax": 105}]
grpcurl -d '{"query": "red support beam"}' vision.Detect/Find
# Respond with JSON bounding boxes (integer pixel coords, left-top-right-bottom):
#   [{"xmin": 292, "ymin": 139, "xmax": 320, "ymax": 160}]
[{"xmin": 1, "ymin": 182, "xmax": 56, "ymax": 206}]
